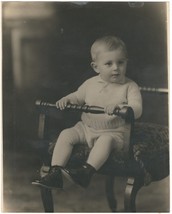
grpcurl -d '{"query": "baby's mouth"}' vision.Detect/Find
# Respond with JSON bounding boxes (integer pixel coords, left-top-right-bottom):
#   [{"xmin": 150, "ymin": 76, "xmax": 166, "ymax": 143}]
[{"xmin": 112, "ymin": 74, "xmax": 120, "ymax": 78}]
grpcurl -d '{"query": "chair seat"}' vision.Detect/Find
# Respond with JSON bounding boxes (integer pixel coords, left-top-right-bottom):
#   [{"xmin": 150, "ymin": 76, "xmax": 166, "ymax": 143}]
[{"xmin": 35, "ymin": 122, "xmax": 169, "ymax": 185}]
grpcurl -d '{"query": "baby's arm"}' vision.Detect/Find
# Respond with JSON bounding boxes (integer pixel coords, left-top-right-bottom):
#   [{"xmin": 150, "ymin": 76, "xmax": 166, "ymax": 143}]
[
  {"xmin": 56, "ymin": 81, "xmax": 87, "ymax": 110},
  {"xmin": 104, "ymin": 82, "xmax": 142, "ymax": 119},
  {"xmin": 120, "ymin": 82, "xmax": 142, "ymax": 119},
  {"xmin": 126, "ymin": 82, "xmax": 142, "ymax": 119}
]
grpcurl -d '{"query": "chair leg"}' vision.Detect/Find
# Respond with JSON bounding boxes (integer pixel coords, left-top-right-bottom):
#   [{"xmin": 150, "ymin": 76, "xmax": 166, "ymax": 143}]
[
  {"xmin": 40, "ymin": 187, "xmax": 54, "ymax": 212},
  {"xmin": 105, "ymin": 175, "xmax": 117, "ymax": 212},
  {"xmin": 124, "ymin": 177, "xmax": 143, "ymax": 212}
]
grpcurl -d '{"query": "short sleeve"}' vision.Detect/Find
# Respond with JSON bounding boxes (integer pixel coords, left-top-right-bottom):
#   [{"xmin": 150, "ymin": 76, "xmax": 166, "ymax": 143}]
[{"xmin": 65, "ymin": 80, "xmax": 88, "ymax": 105}]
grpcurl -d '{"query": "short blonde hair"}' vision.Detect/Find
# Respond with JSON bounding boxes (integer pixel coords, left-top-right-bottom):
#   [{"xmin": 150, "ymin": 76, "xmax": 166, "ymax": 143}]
[{"xmin": 91, "ymin": 36, "xmax": 128, "ymax": 61}]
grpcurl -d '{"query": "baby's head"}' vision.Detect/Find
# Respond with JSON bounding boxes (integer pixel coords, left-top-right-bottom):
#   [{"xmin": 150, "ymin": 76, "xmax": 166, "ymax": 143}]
[
  {"xmin": 91, "ymin": 36, "xmax": 128, "ymax": 62},
  {"xmin": 90, "ymin": 36, "xmax": 128, "ymax": 84}
]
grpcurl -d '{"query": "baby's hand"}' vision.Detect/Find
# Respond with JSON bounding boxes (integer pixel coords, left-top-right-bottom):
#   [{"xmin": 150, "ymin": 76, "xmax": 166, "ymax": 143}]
[
  {"xmin": 56, "ymin": 97, "xmax": 70, "ymax": 110},
  {"xmin": 104, "ymin": 104, "xmax": 119, "ymax": 115}
]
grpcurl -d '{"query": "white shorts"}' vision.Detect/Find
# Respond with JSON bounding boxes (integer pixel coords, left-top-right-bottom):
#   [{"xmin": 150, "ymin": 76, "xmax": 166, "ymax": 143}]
[{"xmin": 73, "ymin": 121, "xmax": 130, "ymax": 152}]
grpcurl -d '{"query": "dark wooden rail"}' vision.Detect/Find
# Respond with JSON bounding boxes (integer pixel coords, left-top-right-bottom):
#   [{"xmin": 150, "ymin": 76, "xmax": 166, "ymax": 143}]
[{"xmin": 35, "ymin": 100, "xmax": 134, "ymax": 123}]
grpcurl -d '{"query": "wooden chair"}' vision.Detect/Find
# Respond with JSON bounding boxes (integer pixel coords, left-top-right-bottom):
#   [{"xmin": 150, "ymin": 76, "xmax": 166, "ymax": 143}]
[{"xmin": 33, "ymin": 100, "xmax": 169, "ymax": 212}]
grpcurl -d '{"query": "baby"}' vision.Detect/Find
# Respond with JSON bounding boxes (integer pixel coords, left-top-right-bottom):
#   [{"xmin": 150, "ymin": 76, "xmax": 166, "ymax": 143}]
[{"xmin": 32, "ymin": 35, "xmax": 142, "ymax": 189}]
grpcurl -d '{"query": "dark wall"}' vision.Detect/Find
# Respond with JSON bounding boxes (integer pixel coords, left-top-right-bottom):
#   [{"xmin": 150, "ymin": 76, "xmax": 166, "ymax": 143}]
[{"xmin": 3, "ymin": 2, "xmax": 168, "ymax": 149}]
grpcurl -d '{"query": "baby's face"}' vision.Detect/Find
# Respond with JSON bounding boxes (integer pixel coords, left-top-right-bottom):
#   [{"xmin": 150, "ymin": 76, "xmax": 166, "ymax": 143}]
[{"xmin": 94, "ymin": 48, "xmax": 127, "ymax": 84}]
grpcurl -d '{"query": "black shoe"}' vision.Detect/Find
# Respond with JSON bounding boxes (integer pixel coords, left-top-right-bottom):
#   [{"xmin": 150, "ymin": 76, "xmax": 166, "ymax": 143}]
[
  {"xmin": 32, "ymin": 166, "xmax": 63, "ymax": 189},
  {"xmin": 62, "ymin": 163, "xmax": 96, "ymax": 188}
]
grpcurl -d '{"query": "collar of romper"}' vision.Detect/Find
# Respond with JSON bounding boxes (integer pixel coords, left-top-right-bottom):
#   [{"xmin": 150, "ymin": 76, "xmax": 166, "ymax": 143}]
[{"xmin": 97, "ymin": 75, "xmax": 126, "ymax": 93}]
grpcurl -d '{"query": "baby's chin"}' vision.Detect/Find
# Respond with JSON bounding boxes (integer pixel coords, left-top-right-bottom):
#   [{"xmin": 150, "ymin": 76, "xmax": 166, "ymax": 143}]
[{"xmin": 109, "ymin": 76, "xmax": 125, "ymax": 84}]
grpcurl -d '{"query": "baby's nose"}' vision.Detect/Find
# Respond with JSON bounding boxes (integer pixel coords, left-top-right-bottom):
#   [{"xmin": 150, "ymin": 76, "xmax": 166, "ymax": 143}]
[{"xmin": 112, "ymin": 63, "xmax": 118, "ymax": 70}]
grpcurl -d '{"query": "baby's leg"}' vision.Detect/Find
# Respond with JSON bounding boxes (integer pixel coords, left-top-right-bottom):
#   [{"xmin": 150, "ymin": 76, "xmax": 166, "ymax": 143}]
[
  {"xmin": 87, "ymin": 135, "xmax": 119, "ymax": 170},
  {"xmin": 32, "ymin": 128, "xmax": 82, "ymax": 189},
  {"xmin": 51, "ymin": 128, "xmax": 81, "ymax": 167}
]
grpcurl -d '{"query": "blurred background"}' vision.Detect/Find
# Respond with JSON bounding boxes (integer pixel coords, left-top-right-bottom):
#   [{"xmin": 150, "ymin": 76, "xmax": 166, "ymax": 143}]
[{"xmin": 2, "ymin": 2, "xmax": 169, "ymax": 212}]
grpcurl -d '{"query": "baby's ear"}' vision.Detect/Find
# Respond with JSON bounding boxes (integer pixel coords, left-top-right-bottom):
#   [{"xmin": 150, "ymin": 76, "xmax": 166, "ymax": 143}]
[{"xmin": 91, "ymin": 62, "xmax": 99, "ymax": 73}]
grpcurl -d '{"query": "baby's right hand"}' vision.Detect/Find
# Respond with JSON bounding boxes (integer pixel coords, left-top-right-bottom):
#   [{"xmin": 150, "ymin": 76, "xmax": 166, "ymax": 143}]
[{"xmin": 56, "ymin": 97, "xmax": 70, "ymax": 110}]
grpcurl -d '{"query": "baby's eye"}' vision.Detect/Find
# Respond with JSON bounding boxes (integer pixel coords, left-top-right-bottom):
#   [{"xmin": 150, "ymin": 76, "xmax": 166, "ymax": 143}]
[
  {"xmin": 118, "ymin": 60, "xmax": 125, "ymax": 65},
  {"xmin": 105, "ymin": 62, "xmax": 112, "ymax": 66}
]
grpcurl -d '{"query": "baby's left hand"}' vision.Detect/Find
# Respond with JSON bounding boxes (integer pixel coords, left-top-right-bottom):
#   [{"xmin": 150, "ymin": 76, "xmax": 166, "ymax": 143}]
[{"xmin": 104, "ymin": 104, "xmax": 119, "ymax": 115}]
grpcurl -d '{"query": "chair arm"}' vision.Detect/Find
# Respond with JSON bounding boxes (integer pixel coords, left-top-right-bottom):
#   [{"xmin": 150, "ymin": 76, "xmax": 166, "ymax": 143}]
[{"xmin": 35, "ymin": 100, "xmax": 134, "ymax": 123}]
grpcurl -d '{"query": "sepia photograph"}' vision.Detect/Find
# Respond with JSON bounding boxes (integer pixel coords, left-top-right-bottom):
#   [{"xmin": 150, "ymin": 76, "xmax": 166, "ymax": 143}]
[{"xmin": 2, "ymin": 1, "xmax": 169, "ymax": 212}]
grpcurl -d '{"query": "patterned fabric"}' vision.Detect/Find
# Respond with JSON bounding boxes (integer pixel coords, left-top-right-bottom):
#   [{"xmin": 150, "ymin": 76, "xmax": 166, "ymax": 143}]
[
  {"xmin": 132, "ymin": 122, "xmax": 169, "ymax": 183},
  {"xmin": 48, "ymin": 122, "xmax": 169, "ymax": 185}
]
